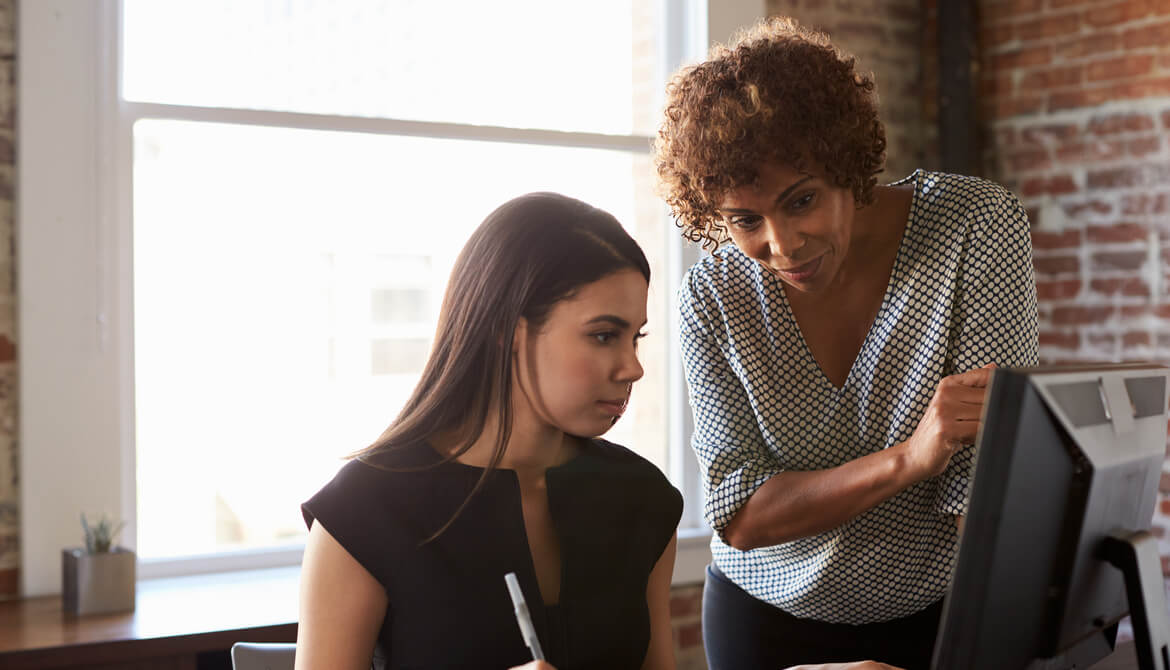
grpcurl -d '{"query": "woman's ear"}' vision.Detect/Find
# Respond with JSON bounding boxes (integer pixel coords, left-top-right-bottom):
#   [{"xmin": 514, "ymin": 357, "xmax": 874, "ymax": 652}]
[{"xmin": 512, "ymin": 317, "xmax": 529, "ymax": 355}]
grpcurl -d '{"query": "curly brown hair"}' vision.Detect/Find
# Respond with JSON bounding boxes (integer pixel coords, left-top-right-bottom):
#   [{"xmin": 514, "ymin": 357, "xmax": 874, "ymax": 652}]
[{"xmin": 653, "ymin": 16, "xmax": 887, "ymax": 249}]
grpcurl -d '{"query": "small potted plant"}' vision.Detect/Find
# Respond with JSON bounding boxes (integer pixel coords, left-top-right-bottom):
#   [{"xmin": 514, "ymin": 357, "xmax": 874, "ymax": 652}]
[{"xmin": 62, "ymin": 513, "xmax": 135, "ymax": 615}]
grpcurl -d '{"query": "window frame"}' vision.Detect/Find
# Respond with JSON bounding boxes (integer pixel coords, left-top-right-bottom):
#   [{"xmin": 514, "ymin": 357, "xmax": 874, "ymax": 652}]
[{"xmin": 19, "ymin": 0, "xmax": 765, "ymax": 595}]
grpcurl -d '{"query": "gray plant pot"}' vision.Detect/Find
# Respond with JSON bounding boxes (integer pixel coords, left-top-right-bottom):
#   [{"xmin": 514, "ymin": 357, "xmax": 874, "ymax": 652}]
[{"xmin": 62, "ymin": 547, "xmax": 136, "ymax": 616}]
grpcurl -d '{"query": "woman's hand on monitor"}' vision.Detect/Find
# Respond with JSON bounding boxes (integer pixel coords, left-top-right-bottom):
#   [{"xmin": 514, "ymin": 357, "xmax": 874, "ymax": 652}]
[{"xmin": 904, "ymin": 364, "xmax": 997, "ymax": 479}]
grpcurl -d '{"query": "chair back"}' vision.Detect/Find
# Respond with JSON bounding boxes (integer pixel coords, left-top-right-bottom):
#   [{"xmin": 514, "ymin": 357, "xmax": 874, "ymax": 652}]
[{"xmin": 230, "ymin": 642, "xmax": 296, "ymax": 670}]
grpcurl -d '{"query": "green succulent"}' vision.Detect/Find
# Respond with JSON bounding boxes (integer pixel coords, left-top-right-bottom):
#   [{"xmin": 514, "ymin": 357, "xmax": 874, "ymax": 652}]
[{"xmin": 81, "ymin": 513, "xmax": 125, "ymax": 554}]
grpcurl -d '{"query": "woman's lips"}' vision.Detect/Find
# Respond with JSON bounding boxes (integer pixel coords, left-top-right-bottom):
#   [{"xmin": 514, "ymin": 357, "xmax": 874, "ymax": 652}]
[
  {"xmin": 597, "ymin": 399, "xmax": 627, "ymax": 416},
  {"xmin": 773, "ymin": 255, "xmax": 822, "ymax": 283}
]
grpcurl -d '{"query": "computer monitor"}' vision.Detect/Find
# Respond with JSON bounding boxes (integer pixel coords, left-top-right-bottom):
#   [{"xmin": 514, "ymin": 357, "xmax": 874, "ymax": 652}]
[{"xmin": 932, "ymin": 363, "xmax": 1170, "ymax": 670}]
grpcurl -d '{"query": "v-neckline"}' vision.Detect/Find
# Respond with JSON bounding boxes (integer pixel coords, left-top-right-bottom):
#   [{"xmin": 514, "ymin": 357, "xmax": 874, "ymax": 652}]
[
  {"xmin": 436, "ymin": 443, "xmax": 588, "ymax": 609},
  {"xmin": 772, "ymin": 170, "xmax": 922, "ymax": 393}
]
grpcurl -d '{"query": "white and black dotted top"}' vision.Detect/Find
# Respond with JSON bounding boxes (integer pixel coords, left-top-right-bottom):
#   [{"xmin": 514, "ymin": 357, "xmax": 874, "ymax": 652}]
[{"xmin": 678, "ymin": 170, "xmax": 1040, "ymax": 624}]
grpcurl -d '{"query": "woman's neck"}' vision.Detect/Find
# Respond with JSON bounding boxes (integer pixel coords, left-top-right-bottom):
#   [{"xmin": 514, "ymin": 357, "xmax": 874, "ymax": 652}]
[{"xmin": 436, "ymin": 405, "xmax": 579, "ymax": 475}]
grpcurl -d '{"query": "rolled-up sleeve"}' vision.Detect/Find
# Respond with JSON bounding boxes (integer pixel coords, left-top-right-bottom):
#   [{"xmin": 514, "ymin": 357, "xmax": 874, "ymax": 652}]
[{"xmin": 679, "ymin": 267, "xmax": 781, "ymax": 537}]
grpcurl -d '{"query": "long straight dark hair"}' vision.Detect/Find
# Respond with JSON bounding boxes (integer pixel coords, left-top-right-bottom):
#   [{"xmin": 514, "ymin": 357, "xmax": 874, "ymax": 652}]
[{"xmin": 355, "ymin": 192, "xmax": 650, "ymax": 540}]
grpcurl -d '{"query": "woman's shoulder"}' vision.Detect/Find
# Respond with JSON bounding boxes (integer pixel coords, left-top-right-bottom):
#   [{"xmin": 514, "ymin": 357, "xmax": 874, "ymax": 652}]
[
  {"xmin": 679, "ymin": 245, "xmax": 766, "ymax": 322},
  {"xmin": 909, "ymin": 170, "xmax": 1022, "ymax": 214},
  {"xmin": 303, "ymin": 442, "xmax": 451, "ymax": 516},
  {"xmin": 572, "ymin": 439, "xmax": 682, "ymax": 503},
  {"xmin": 683, "ymin": 245, "xmax": 756, "ymax": 292},
  {"xmin": 556, "ymin": 439, "xmax": 683, "ymax": 539}
]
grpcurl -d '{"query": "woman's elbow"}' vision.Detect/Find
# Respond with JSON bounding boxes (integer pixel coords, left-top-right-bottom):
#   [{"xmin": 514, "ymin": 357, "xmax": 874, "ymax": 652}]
[{"xmin": 720, "ymin": 516, "xmax": 758, "ymax": 551}]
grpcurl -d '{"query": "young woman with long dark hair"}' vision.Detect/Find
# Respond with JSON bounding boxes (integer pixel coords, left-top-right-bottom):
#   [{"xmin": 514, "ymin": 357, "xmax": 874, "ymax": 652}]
[{"xmin": 295, "ymin": 193, "xmax": 682, "ymax": 670}]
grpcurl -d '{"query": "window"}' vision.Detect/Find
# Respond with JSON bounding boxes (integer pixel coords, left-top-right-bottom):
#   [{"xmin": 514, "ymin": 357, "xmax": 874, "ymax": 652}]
[{"xmin": 20, "ymin": 0, "xmax": 766, "ymax": 595}]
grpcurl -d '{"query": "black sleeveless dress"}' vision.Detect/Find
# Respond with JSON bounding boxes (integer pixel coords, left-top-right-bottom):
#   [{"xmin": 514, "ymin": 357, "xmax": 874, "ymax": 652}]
[{"xmin": 302, "ymin": 438, "xmax": 683, "ymax": 670}]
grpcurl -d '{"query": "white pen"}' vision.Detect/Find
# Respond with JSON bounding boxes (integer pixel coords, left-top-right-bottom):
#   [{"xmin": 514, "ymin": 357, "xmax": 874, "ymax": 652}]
[{"xmin": 504, "ymin": 571, "xmax": 546, "ymax": 662}]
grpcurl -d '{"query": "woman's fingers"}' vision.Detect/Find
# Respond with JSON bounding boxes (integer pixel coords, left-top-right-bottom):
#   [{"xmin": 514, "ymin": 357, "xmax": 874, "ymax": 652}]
[{"xmin": 949, "ymin": 364, "xmax": 996, "ymax": 388}]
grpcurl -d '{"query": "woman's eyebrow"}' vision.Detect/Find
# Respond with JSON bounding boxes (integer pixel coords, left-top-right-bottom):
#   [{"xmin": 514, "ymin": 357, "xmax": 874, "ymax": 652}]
[
  {"xmin": 717, "ymin": 175, "xmax": 814, "ymax": 214},
  {"xmin": 585, "ymin": 315, "xmax": 631, "ymax": 328}
]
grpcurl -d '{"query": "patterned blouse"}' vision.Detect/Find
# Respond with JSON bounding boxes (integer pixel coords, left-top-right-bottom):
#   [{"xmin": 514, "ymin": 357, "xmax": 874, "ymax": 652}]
[{"xmin": 678, "ymin": 170, "xmax": 1039, "ymax": 624}]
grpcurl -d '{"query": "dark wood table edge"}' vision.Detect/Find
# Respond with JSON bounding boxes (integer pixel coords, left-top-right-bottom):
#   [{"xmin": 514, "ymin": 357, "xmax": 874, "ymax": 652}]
[{"xmin": 0, "ymin": 622, "xmax": 297, "ymax": 670}]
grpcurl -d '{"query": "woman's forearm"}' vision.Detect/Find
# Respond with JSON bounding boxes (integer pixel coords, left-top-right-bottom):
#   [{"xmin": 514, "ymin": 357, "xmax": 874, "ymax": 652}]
[{"xmin": 722, "ymin": 441, "xmax": 924, "ymax": 550}]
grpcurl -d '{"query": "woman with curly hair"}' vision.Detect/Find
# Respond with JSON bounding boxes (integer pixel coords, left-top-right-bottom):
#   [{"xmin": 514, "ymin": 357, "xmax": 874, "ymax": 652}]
[{"xmin": 655, "ymin": 17, "xmax": 1038, "ymax": 670}]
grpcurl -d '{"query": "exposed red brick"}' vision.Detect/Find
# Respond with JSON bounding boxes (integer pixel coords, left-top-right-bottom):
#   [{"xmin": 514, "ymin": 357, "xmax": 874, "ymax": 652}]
[
  {"xmin": 1020, "ymin": 123, "xmax": 1080, "ymax": 145},
  {"xmin": 1122, "ymin": 192, "xmax": 1170, "ymax": 215},
  {"xmin": 1020, "ymin": 174, "xmax": 1079, "ymax": 196},
  {"xmin": 1128, "ymin": 135, "xmax": 1162, "ymax": 158},
  {"xmin": 1122, "ymin": 20, "xmax": 1170, "ymax": 49},
  {"xmin": 988, "ymin": 96, "xmax": 1047, "ymax": 119},
  {"xmin": 981, "ymin": 72, "xmax": 1014, "ymax": 99},
  {"xmin": 0, "ymin": 336, "xmax": 14, "ymax": 363},
  {"xmin": 1086, "ymin": 1, "xmax": 1153, "ymax": 28},
  {"xmin": 1008, "ymin": 148, "xmax": 1052, "ymax": 172},
  {"xmin": 981, "ymin": 22, "xmax": 1016, "ymax": 47},
  {"xmin": 1039, "ymin": 330, "xmax": 1080, "ymax": 349},
  {"xmin": 1052, "ymin": 305, "xmax": 1115, "ymax": 325},
  {"xmin": 1032, "ymin": 229, "xmax": 1083, "ymax": 249},
  {"xmin": 1161, "ymin": 497, "xmax": 1170, "ymax": 516},
  {"xmin": 676, "ymin": 622, "xmax": 702, "ymax": 649},
  {"xmin": 1017, "ymin": 13, "xmax": 1083, "ymax": 41},
  {"xmin": 1087, "ymin": 163, "xmax": 1170, "ymax": 189},
  {"xmin": 1088, "ymin": 112, "xmax": 1156, "ymax": 134},
  {"xmin": 1089, "ymin": 139, "xmax": 1127, "ymax": 162},
  {"xmin": 1086, "ymin": 54, "xmax": 1156, "ymax": 82},
  {"xmin": 1049, "ymin": 0, "xmax": 1101, "ymax": 6},
  {"xmin": 1033, "ymin": 255, "xmax": 1080, "ymax": 275},
  {"xmin": 669, "ymin": 592, "xmax": 701, "ymax": 618},
  {"xmin": 1087, "ymin": 222, "xmax": 1149, "ymax": 243},
  {"xmin": 1090, "ymin": 277, "xmax": 1152, "ymax": 297},
  {"xmin": 1128, "ymin": 304, "xmax": 1156, "ymax": 319},
  {"xmin": 1036, "ymin": 279, "xmax": 1082, "ymax": 300},
  {"xmin": 0, "ymin": 568, "xmax": 15, "ymax": 599},
  {"xmin": 1050, "ymin": 87, "xmax": 1114, "ymax": 111},
  {"xmin": 1088, "ymin": 333, "xmax": 1118, "ymax": 348},
  {"xmin": 1020, "ymin": 65, "xmax": 1083, "ymax": 91},
  {"xmin": 992, "ymin": 45, "xmax": 1052, "ymax": 70},
  {"xmin": 1061, "ymin": 199, "xmax": 1113, "ymax": 218},
  {"xmin": 1112, "ymin": 76, "xmax": 1170, "ymax": 100},
  {"xmin": 1052, "ymin": 33, "xmax": 1121, "ymax": 61},
  {"xmin": 996, "ymin": 126, "xmax": 1018, "ymax": 147},
  {"xmin": 1124, "ymin": 331, "xmax": 1152, "ymax": 348},
  {"xmin": 1091, "ymin": 250, "xmax": 1148, "ymax": 271},
  {"xmin": 983, "ymin": 0, "xmax": 1045, "ymax": 19}
]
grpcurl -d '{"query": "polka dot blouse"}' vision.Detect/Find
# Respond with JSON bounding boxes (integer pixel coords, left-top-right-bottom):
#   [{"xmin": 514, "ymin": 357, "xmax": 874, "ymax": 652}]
[{"xmin": 678, "ymin": 170, "xmax": 1040, "ymax": 624}]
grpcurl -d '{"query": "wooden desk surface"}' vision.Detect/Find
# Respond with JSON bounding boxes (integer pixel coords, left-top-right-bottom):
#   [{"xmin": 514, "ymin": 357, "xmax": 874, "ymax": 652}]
[{"xmin": 0, "ymin": 566, "xmax": 299, "ymax": 669}]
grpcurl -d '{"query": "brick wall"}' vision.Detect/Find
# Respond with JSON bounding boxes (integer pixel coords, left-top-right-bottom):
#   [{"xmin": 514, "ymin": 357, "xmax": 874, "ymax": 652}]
[
  {"xmin": 767, "ymin": 0, "xmax": 936, "ymax": 180},
  {"xmin": 0, "ymin": 0, "xmax": 16, "ymax": 601},
  {"xmin": 670, "ymin": 583, "xmax": 706, "ymax": 670},
  {"xmin": 977, "ymin": 0, "xmax": 1170, "ymax": 570}
]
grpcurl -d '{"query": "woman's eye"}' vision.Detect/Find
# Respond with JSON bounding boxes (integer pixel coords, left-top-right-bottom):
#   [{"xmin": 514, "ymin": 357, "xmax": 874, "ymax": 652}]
[
  {"xmin": 593, "ymin": 332, "xmax": 616, "ymax": 344},
  {"xmin": 789, "ymin": 192, "xmax": 816, "ymax": 211},
  {"xmin": 729, "ymin": 216, "xmax": 760, "ymax": 230},
  {"xmin": 633, "ymin": 331, "xmax": 648, "ymax": 349}
]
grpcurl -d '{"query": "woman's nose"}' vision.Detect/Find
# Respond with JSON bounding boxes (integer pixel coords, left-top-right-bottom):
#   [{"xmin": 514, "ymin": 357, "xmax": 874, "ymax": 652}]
[
  {"xmin": 762, "ymin": 218, "xmax": 805, "ymax": 259},
  {"xmin": 617, "ymin": 347, "xmax": 644, "ymax": 384}
]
